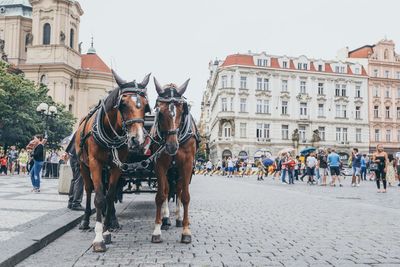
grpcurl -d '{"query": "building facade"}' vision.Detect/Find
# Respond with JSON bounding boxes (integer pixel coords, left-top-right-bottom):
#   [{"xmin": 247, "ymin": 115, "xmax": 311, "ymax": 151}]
[
  {"xmin": 0, "ymin": 0, "xmax": 114, "ymax": 127},
  {"xmin": 343, "ymin": 39, "xmax": 400, "ymax": 154},
  {"xmin": 201, "ymin": 52, "xmax": 369, "ymax": 163}
]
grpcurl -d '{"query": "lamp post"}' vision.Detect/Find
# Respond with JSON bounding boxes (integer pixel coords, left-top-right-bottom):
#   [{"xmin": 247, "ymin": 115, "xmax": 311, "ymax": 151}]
[{"xmin": 36, "ymin": 102, "xmax": 57, "ymax": 139}]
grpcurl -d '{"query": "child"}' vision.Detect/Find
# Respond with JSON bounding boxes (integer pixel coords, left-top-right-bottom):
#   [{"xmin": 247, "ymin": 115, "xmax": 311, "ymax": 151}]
[{"xmin": 0, "ymin": 155, "xmax": 7, "ymax": 175}]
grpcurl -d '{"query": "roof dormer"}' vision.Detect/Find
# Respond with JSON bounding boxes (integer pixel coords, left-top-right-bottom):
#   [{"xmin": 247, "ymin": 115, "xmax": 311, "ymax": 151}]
[
  {"xmin": 294, "ymin": 55, "xmax": 309, "ymax": 71},
  {"xmin": 254, "ymin": 52, "xmax": 271, "ymax": 67}
]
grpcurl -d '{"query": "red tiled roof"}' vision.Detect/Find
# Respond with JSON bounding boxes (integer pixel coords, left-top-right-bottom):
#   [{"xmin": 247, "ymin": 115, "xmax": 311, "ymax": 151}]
[
  {"xmin": 221, "ymin": 54, "xmax": 255, "ymax": 67},
  {"xmin": 309, "ymin": 62, "xmax": 316, "ymax": 71},
  {"xmin": 289, "ymin": 60, "xmax": 295, "ymax": 69},
  {"xmin": 361, "ymin": 66, "xmax": 368, "ymax": 76},
  {"xmin": 81, "ymin": 54, "xmax": 111, "ymax": 73},
  {"xmin": 347, "ymin": 65, "xmax": 353, "ymax": 75},
  {"xmin": 348, "ymin": 45, "xmax": 374, "ymax": 58},
  {"xmin": 324, "ymin": 63, "xmax": 333, "ymax": 73},
  {"xmin": 270, "ymin": 57, "xmax": 280, "ymax": 68}
]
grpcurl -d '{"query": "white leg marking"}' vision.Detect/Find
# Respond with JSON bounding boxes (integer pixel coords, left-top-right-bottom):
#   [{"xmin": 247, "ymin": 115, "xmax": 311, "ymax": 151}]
[
  {"xmin": 162, "ymin": 199, "xmax": 170, "ymax": 218},
  {"xmin": 176, "ymin": 198, "xmax": 183, "ymax": 220},
  {"xmin": 152, "ymin": 224, "xmax": 162, "ymax": 236},
  {"xmin": 93, "ymin": 222, "xmax": 104, "ymax": 243}
]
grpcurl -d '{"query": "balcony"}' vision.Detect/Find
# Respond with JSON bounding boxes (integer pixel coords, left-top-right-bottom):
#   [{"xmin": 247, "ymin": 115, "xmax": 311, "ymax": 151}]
[{"xmin": 256, "ymin": 138, "xmax": 271, "ymax": 143}]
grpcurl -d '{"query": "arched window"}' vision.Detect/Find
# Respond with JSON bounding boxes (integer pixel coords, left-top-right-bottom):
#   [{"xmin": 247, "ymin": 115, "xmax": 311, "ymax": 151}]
[
  {"xmin": 384, "ymin": 49, "xmax": 389, "ymax": 60},
  {"xmin": 69, "ymin": 28, "xmax": 74, "ymax": 49},
  {"xmin": 43, "ymin": 23, "xmax": 51, "ymax": 45},
  {"xmin": 223, "ymin": 122, "xmax": 231, "ymax": 138}
]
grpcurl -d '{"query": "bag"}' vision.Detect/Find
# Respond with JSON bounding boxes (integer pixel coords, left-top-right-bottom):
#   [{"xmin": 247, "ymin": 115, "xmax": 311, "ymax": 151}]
[{"xmin": 369, "ymin": 163, "xmax": 379, "ymax": 171}]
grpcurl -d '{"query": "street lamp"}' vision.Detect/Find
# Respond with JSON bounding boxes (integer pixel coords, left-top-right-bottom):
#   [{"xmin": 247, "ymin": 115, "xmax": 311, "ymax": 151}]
[{"xmin": 36, "ymin": 102, "xmax": 57, "ymax": 139}]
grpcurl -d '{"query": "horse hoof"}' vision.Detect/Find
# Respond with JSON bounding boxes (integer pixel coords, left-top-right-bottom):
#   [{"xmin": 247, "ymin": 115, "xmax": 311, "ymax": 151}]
[
  {"xmin": 110, "ymin": 219, "xmax": 120, "ymax": 230},
  {"xmin": 181, "ymin": 234, "xmax": 192, "ymax": 244},
  {"xmin": 79, "ymin": 220, "xmax": 90, "ymax": 230},
  {"xmin": 176, "ymin": 219, "xmax": 183, "ymax": 227},
  {"xmin": 151, "ymin": 235, "xmax": 162, "ymax": 243},
  {"xmin": 161, "ymin": 217, "xmax": 171, "ymax": 230},
  {"xmin": 103, "ymin": 233, "xmax": 112, "ymax": 244},
  {"xmin": 92, "ymin": 241, "xmax": 106, "ymax": 252}
]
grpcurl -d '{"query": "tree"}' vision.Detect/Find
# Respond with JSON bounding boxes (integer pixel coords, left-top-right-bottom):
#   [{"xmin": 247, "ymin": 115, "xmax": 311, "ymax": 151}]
[{"xmin": 0, "ymin": 61, "xmax": 75, "ymax": 149}]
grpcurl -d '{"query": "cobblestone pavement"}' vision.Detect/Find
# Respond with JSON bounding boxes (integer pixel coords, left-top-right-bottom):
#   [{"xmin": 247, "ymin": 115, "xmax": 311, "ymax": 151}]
[
  {"xmin": 0, "ymin": 174, "xmax": 68, "ymax": 243},
  {"xmin": 18, "ymin": 175, "xmax": 400, "ymax": 267}
]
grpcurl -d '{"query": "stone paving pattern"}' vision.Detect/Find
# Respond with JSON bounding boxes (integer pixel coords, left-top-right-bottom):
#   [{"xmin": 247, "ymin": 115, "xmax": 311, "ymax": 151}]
[{"xmin": 18, "ymin": 175, "xmax": 400, "ymax": 266}]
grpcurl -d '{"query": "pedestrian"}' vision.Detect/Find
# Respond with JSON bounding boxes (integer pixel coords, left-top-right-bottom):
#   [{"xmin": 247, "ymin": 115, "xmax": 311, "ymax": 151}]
[
  {"xmin": 351, "ymin": 148, "xmax": 362, "ymax": 187},
  {"xmin": 306, "ymin": 153, "xmax": 317, "ymax": 185},
  {"xmin": 227, "ymin": 157, "xmax": 234, "ymax": 178},
  {"xmin": 294, "ymin": 156, "xmax": 300, "ymax": 181},
  {"xmin": 285, "ymin": 155, "xmax": 296, "ymax": 184},
  {"xmin": 205, "ymin": 160, "xmax": 213, "ymax": 176},
  {"xmin": 386, "ymin": 154, "xmax": 396, "ymax": 187},
  {"xmin": 360, "ymin": 154, "xmax": 367, "ymax": 181},
  {"xmin": 328, "ymin": 149, "xmax": 343, "ymax": 187},
  {"xmin": 7, "ymin": 146, "xmax": 18, "ymax": 175},
  {"xmin": 66, "ymin": 138, "xmax": 84, "ymax": 211},
  {"xmin": 0, "ymin": 154, "xmax": 7, "ymax": 175},
  {"xmin": 30, "ymin": 135, "xmax": 45, "ymax": 192},
  {"xmin": 371, "ymin": 144, "xmax": 389, "ymax": 193},
  {"xmin": 317, "ymin": 149, "xmax": 328, "ymax": 186},
  {"xmin": 216, "ymin": 159, "xmax": 222, "ymax": 174}
]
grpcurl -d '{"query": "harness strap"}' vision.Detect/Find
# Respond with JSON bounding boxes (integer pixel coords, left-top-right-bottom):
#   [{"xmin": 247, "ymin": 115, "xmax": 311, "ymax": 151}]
[{"xmin": 101, "ymin": 100, "xmax": 124, "ymax": 139}]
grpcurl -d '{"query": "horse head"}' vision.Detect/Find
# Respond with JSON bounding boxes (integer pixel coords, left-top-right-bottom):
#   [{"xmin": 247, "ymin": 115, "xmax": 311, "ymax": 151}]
[
  {"xmin": 154, "ymin": 77, "xmax": 190, "ymax": 156},
  {"xmin": 112, "ymin": 70, "xmax": 151, "ymax": 150}
]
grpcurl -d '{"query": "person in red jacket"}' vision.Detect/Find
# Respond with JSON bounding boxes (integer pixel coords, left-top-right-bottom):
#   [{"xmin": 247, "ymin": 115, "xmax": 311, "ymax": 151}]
[{"xmin": 0, "ymin": 155, "xmax": 7, "ymax": 175}]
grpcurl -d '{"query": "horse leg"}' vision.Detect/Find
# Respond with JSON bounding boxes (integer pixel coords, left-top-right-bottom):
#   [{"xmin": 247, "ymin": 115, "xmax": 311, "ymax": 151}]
[
  {"xmin": 180, "ymin": 165, "xmax": 192, "ymax": 244},
  {"xmin": 161, "ymin": 199, "xmax": 171, "ymax": 230},
  {"xmin": 151, "ymin": 175, "xmax": 168, "ymax": 243},
  {"xmin": 79, "ymin": 164, "xmax": 92, "ymax": 230},
  {"xmin": 91, "ymin": 165, "xmax": 107, "ymax": 252},
  {"xmin": 103, "ymin": 168, "xmax": 120, "ymax": 244},
  {"xmin": 175, "ymin": 181, "xmax": 183, "ymax": 228}
]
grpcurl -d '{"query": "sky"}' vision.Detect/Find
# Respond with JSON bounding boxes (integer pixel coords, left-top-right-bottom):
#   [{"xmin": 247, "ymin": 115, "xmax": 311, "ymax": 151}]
[{"xmin": 78, "ymin": 0, "xmax": 400, "ymax": 120}]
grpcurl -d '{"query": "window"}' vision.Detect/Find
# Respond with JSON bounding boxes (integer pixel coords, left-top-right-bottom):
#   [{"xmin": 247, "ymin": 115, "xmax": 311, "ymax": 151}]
[
  {"xmin": 223, "ymin": 123, "xmax": 231, "ymax": 138},
  {"xmin": 221, "ymin": 98, "xmax": 227, "ymax": 111},
  {"xmin": 385, "ymin": 88, "xmax": 390, "ymax": 98},
  {"xmin": 298, "ymin": 63, "xmax": 307, "ymax": 70},
  {"xmin": 374, "ymin": 105, "xmax": 379, "ymax": 118},
  {"xmin": 230, "ymin": 97, "xmax": 234, "ymax": 111},
  {"xmin": 256, "ymin": 77, "xmax": 262, "ymax": 90},
  {"xmin": 263, "ymin": 78, "xmax": 269, "ymax": 91},
  {"xmin": 386, "ymin": 130, "xmax": 391, "ymax": 142},
  {"xmin": 257, "ymin": 59, "xmax": 262, "ymax": 66},
  {"xmin": 355, "ymin": 67, "xmax": 360, "ymax": 75},
  {"xmin": 341, "ymin": 84, "xmax": 346, "ymax": 97},
  {"xmin": 356, "ymin": 128, "xmax": 362, "ymax": 143},
  {"xmin": 43, "ymin": 23, "xmax": 51, "ymax": 45},
  {"xmin": 397, "ymin": 72, "xmax": 400, "ymax": 79},
  {"xmin": 70, "ymin": 28, "xmax": 74, "ymax": 49},
  {"xmin": 318, "ymin": 103, "xmax": 324, "ymax": 117},
  {"xmin": 282, "ymin": 61, "xmax": 288, "ymax": 68},
  {"xmin": 373, "ymin": 69, "xmax": 378, "ymax": 77},
  {"xmin": 240, "ymin": 98, "xmax": 247, "ymax": 112},
  {"xmin": 257, "ymin": 59, "xmax": 268, "ymax": 67},
  {"xmin": 384, "ymin": 49, "xmax": 389, "ymax": 60},
  {"xmin": 298, "ymin": 63, "xmax": 302, "ymax": 69},
  {"xmin": 385, "ymin": 106, "xmax": 390, "ymax": 118},
  {"xmin": 282, "ymin": 80, "xmax": 288, "ymax": 92},
  {"xmin": 300, "ymin": 81, "xmax": 306, "ymax": 94},
  {"xmin": 385, "ymin": 70, "xmax": 390, "ymax": 78},
  {"xmin": 335, "ymin": 66, "xmax": 339, "ymax": 73},
  {"xmin": 318, "ymin": 64, "xmax": 323, "ymax": 71},
  {"xmin": 342, "ymin": 105, "xmax": 347, "ymax": 118},
  {"xmin": 318, "ymin": 83, "xmax": 324, "ymax": 95},
  {"xmin": 303, "ymin": 63, "xmax": 308, "ymax": 70},
  {"xmin": 397, "ymin": 87, "xmax": 400, "ymax": 98},
  {"xmin": 397, "ymin": 107, "xmax": 400, "ymax": 119},
  {"xmin": 341, "ymin": 66, "xmax": 345, "ymax": 73},
  {"xmin": 343, "ymin": 128, "xmax": 348, "ymax": 142},
  {"xmin": 230, "ymin": 75, "xmax": 234, "ymax": 88},
  {"xmin": 373, "ymin": 87, "xmax": 379, "ymax": 97},
  {"xmin": 318, "ymin": 127, "xmax": 325, "ymax": 141},
  {"xmin": 256, "ymin": 99, "xmax": 262, "ymax": 113},
  {"xmin": 299, "ymin": 126, "xmax": 306, "ymax": 141},
  {"xmin": 281, "ymin": 125, "xmax": 289, "ymax": 140},
  {"xmin": 336, "ymin": 128, "xmax": 342, "ymax": 142},
  {"xmin": 240, "ymin": 76, "xmax": 247, "ymax": 89},
  {"xmin": 398, "ymin": 130, "xmax": 400, "ymax": 142},
  {"xmin": 355, "ymin": 85, "xmax": 361, "ymax": 98},
  {"xmin": 355, "ymin": 106, "xmax": 361, "ymax": 119},
  {"xmin": 335, "ymin": 84, "xmax": 340, "ymax": 96},
  {"xmin": 375, "ymin": 129, "xmax": 380, "ymax": 142},
  {"xmin": 256, "ymin": 123, "xmax": 270, "ymax": 139},
  {"xmin": 281, "ymin": 101, "xmax": 288, "ymax": 115},
  {"xmin": 300, "ymin": 103, "xmax": 307, "ymax": 116},
  {"xmin": 221, "ymin": 75, "xmax": 227, "ymax": 88},
  {"xmin": 240, "ymin": 123, "xmax": 246, "ymax": 138},
  {"xmin": 336, "ymin": 105, "xmax": 341, "ymax": 117},
  {"xmin": 263, "ymin": 100, "xmax": 270, "ymax": 114},
  {"xmin": 335, "ymin": 105, "xmax": 346, "ymax": 118}
]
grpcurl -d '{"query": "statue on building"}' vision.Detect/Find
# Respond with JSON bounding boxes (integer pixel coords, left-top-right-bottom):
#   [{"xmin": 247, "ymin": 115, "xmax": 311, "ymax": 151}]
[
  {"xmin": 78, "ymin": 42, "xmax": 83, "ymax": 54},
  {"xmin": 0, "ymin": 38, "xmax": 8, "ymax": 62},
  {"xmin": 26, "ymin": 33, "xmax": 33, "ymax": 46},
  {"xmin": 311, "ymin": 129, "xmax": 321, "ymax": 143},
  {"xmin": 60, "ymin": 31, "xmax": 66, "ymax": 44},
  {"xmin": 291, "ymin": 129, "xmax": 299, "ymax": 142}
]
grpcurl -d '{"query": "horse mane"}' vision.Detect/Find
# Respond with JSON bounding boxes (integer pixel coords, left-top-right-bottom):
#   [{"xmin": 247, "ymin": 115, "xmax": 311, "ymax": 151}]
[{"xmin": 103, "ymin": 87, "xmax": 120, "ymax": 111}]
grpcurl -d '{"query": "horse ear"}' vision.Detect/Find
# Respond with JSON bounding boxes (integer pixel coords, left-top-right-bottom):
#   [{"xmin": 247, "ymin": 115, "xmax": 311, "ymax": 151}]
[
  {"xmin": 177, "ymin": 79, "xmax": 190, "ymax": 96},
  {"xmin": 154, "ymin": 77, "xmax": 163, "ymax": 95},
  {"xmin": 112, "ymin": 69, "xmax": 126, "ymax": 88},
  {"xmin": 139, "ymin": 73, "xmax": 151, "ymax": 89}
]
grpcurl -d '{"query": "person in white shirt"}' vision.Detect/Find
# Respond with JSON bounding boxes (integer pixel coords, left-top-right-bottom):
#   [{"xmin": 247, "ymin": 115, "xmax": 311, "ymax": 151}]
[
  {"xmin": 306, "ymin": 153, "xmax": 317, "ymax": 185},
  {"xmin": 205, "ymin": 160, "xmax": 213, "ymax": 176},
  {"xmin": 227, "ymin": 157, "xmax": 234, "ymax": 178}
]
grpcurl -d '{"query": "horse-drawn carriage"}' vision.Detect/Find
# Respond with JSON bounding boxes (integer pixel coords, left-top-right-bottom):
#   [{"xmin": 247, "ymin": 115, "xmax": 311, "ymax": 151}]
[{"xmin": 74, "ymin": 71, "xmax": 199, "ymax": 252}]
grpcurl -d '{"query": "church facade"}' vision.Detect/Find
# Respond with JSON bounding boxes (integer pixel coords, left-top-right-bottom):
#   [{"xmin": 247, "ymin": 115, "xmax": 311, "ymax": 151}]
[{"xmin": 0, "ymin": 0, "xmax": 114, "ymax": 126}]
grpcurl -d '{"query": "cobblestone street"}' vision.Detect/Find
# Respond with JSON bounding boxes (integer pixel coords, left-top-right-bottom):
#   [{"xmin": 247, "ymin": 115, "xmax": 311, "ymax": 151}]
[{"xmin": 17, "ymin": 175, "xmax": 400, "ymax": 266}]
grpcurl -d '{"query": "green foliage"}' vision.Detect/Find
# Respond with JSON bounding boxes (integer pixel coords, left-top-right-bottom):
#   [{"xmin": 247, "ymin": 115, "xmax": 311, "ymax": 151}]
[{"xmin": 0, "ymin": 61, "xmax": 76, "ymax": 149}]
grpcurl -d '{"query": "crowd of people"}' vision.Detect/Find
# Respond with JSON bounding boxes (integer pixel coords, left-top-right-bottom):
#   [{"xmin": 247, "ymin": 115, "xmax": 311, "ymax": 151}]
[{"xmin": 198, "ymin": 144, "xmax": 400, "ymax": 193}]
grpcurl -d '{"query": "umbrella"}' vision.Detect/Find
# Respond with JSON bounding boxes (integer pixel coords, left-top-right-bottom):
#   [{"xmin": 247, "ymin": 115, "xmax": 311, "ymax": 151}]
[
  {"xmin": 300, "ymin": 147, "xmax": 317, "ymax": 155},
  {"xmin": 278, "ymin": 147, "xmax": 295, "ymax": 156},
  {"xmin": 262, "ymin": 158, "xmax": 274, "ymax": 166}
]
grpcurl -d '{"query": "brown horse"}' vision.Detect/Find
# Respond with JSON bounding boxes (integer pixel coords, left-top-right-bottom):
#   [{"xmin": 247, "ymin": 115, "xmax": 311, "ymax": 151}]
[
  {"xmin": 75, "ymin": 70, "xmax": 151, "ymax": 252},
  {"xmin": 150, "ymin": 78, "xmax": 198, "ymax": 244}
]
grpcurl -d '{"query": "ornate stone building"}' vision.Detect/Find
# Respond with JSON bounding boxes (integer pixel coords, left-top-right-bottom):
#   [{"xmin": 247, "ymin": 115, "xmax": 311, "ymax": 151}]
[
  {"xmin": 201, "ymin": 52, "xmax": 370, "ymax": 163},
  {"xmin": 342, "ymin": 39, "xmax": 400, "ymax": 154},
  {"xmin": 0, "ymin": 0, "xmax": 113, "ymax": 127}
]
